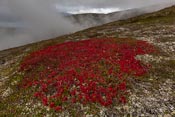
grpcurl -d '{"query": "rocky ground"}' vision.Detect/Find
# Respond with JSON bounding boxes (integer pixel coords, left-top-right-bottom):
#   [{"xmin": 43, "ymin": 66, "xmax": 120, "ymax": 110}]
[{"xmin": 0, "ymin": 5, "xmax": 175, "ymax": 116}]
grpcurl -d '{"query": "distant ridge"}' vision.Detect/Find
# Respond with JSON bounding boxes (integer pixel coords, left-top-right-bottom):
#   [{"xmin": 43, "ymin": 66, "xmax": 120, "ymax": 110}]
[{"xmin": 67, "ymin": 3, "xmax": 175, "ymax": 28}]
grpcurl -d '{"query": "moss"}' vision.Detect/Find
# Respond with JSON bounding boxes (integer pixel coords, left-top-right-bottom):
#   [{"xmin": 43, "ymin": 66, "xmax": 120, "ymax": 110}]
[
  {"xmin": 0, "ymin": 86, "xmax": 35, "ymax": 116},
  {"xmin": 167, "ymin": 60, "xmax": 175, "ymax": 69},
  {"xmin": 139, "ymin": 16, "xmax": 175, "ymax": 24}
]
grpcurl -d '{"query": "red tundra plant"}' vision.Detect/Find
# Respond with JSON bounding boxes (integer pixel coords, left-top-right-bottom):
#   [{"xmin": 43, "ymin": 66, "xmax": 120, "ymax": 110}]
[{"xmin": 20, "ymin": 38, "xmax": 155, "ymax": 111}]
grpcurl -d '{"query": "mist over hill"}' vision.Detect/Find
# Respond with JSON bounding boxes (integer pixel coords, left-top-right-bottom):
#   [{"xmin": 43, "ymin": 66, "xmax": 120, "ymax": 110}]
[
  {"xmin": 0, "ymin": 1, "xmax": 175, "ymax": 50},
  {"xmin": 67, "ymin": 3, "xmax": 175, "ymax": 28}
]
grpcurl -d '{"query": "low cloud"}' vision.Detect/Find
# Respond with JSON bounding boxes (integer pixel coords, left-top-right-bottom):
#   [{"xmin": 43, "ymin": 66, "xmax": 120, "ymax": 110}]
[{"xmin": 0, "ymin": 0, "xmax": 175, "ymax": 50}]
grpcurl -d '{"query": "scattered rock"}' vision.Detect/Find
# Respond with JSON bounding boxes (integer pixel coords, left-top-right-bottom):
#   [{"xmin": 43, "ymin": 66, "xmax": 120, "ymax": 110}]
[
  {"xmin": 0, "ymin": 59, "xmax": 5, "ymax": 65},
  {"xmin": 2, "ymin": 87, "xmax": 13, "ymax": 98}
]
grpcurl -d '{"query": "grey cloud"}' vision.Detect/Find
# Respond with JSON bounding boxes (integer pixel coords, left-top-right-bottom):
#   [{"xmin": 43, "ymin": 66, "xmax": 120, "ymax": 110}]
[
  {"xmin": 0, "ymin": 0, "xmax": 175, "ymax": 50},
  {"xmin": 8, "ymin": 0, "xmax": 81, "ymax": 38},
  {"xmin": 55, "ymin": 0, "xmax": 175, "ymax": 8},
  {"xmin": 0, "ymin": 0, "xmax": 82, "ymax": 50}
]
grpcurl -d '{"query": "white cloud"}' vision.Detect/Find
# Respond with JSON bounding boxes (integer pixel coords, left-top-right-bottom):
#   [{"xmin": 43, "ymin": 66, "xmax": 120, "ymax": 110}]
[{"xmin": 56, "ymin": 6, "xmax": 122, "ymax": 14}]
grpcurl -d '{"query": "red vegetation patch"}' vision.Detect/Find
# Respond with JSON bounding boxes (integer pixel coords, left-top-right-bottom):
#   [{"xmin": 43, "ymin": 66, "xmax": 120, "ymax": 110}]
[{"xmin": 20, "ymin": 38, "xmax": 155, "ymax": 111}]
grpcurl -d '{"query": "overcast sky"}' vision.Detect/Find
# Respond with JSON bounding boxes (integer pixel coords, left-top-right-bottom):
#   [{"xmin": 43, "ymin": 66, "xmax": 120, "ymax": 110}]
[
  {"xmin": 0, "ymin": 0, "xmax": 175, "ymax": 23},
  {"xmin": 1, "ymin": 0, "xmax": 175, "ymax": 16},
  {"xmin": 54, "ymin": 0, "xmax": 174, "ymax": 8},
  {"xmin": 0, "ymin": 0, "xmax": 175, "ymax": 50}
]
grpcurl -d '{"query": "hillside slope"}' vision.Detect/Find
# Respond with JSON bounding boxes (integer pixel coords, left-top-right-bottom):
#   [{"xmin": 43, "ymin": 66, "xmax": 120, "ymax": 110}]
[
  {"xmin": 67, "ymin": 3, "xmax": 174, "ymax": 28},
  {"xmin": 0, "ymin": 5, "xmax": 175, "ymax": 116}
]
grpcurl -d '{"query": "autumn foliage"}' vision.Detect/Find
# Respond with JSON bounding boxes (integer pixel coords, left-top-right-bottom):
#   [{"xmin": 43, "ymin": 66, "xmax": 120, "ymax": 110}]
[{"xmin": 20, "ymin": 38, "xmax": 155, "ymax": 111}]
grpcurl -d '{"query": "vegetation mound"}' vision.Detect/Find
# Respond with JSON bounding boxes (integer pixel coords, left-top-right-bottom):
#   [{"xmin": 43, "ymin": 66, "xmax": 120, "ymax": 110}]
[{"xmin": 20, "ymin": 38, "xmax": 155, "ymax": 112}]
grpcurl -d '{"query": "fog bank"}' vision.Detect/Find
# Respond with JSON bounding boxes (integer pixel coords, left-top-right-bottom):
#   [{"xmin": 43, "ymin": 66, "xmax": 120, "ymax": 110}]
[{"xmin": 0, "ymin": 0, "xmax": 175, "ymax": 50}]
